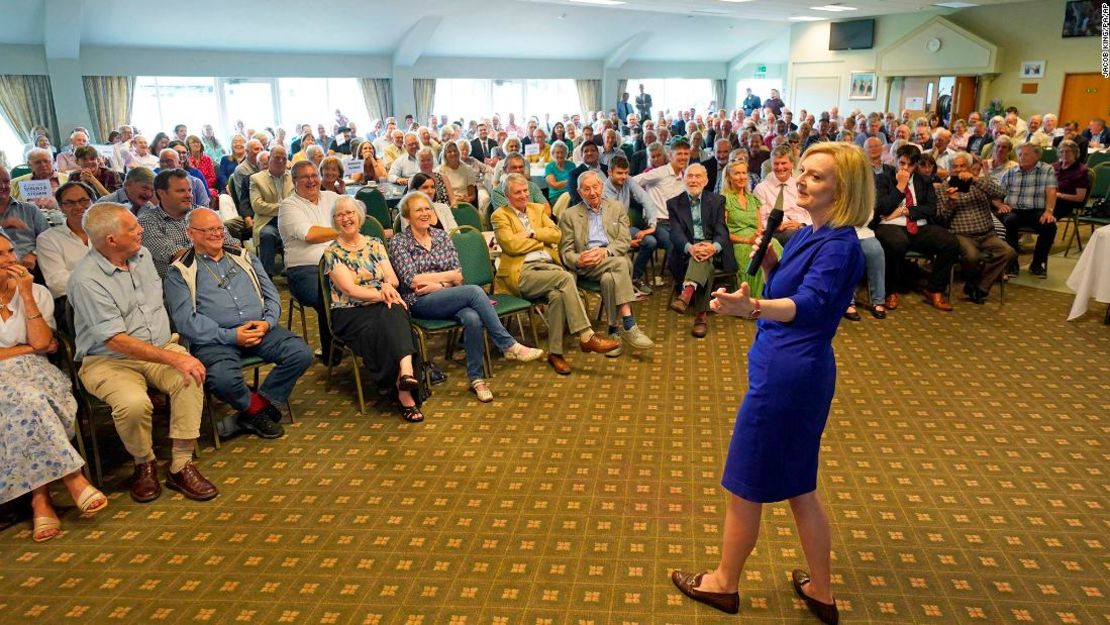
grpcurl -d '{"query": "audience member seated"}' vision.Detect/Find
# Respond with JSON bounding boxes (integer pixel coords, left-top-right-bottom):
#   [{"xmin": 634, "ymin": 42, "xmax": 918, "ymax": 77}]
[
  {"xmin": 1052, "ymin": 140, "xmax": 1089, "ymax": 220},
  {"xmin": 935, "ymin": 152, "xmax": 1015, "ymax": 304},
  {"xmin": 70, "ymin": 145, "xmax": 121, "ymax": 197},
  {"xmin": 165, "ymin": 208, "xmax": 312, "ymax": 439},
  {"xmin": 12, "ymin": 148, "xmax": 68, "ymax": 209},
  {"xmin": 666, "ymin": 164, "xmax": 736, "ymax": 338},
  {"xmin": 720, "ymin": 159, "xmax": 780, "ymax": 300},
  {"xmin": 319, "ymin": 156, "xmax": 347, "ymax": 196},
  {"xmin": 186, "ymin": 135, "xmax": 219, "ymax": 200},
  {"xmin": 1082, "ymin": 117, "xmax": 1109, "ymax": 149},
  {"xmin": 279, "ymin": 160, "xmax": 340, "ymax": 361},
  {"xmin": 68, "ymin": 202, "xmax": 218, "ymax": 504},
  {"xmin": 559, "ymin": 171, "xmax": 654, "ymax": 355},
  {"xmin": 490, "ymin": 153, "xmax": 550, "ymax": 213},
  {"xmin": 0, "ymin": 231, "xmax": 106, "ymax": 542},
  {"xmin": 249, "ymin": 146, "xmax": 293, "ymax": 276},
  {"xmin": 324, "ymin": 197, "xmax": 424, "ymax": 422},
  {"xmin": 754, "ymin": 145, "xmax": 811, "ymax": 246},
  {"xmin": 140, "ymin": 169, "xmax": 235, "ymax": 279},
  {"xmin": 470, "ymin": 122, "xmax": 498, "ymax": 163},
  {"xmin": 438, "ymin": 141, "xmax": 478, "ymax": 207},
  {"xmin": 872, "ymin": 143, "xmax": 959, "ymax": 311},
  {"xmin": 156, "ymin": 148, "xmax": 210, "ymax": 208},
  {"xmin": 388, "ymin": 133, "xmax": 422, "ymax": 186},
  {"xmin": 602, "ymin": 155, "xmax": 660, "ymax": 294},
  {"xmin": 492, "ymin": 173, "xmax": 620, "ymax": 375},
  {"xmin": 703, "ymin": 139, "xmax": 732, "ymax": 194},
  {"xmin": 1055, "ymin": 121, "xmax": 1089, "ymax": 162},
  {"xmin": 37, "ymin": 182, "xmax": 95, "ymax": 314},
  {"xmin": 351, "ymin": 141, "xmax": 388, "ymax": 184},
  {"xmin": 526, "ymin": 128, "xmax": 551, "ymax": 164},
  {"xmin": 401, "ymin": 174, "xmax": 457, "ymax": 233},
  {"xmin": 568, "ymin": 142, "xmax": 608, "ymax": 206},
  {"xmin": 390, "ymin": 191, "xmax": 544, "ymax": 402},
  {"xmin": 54, "ymin": 130, "xmax": 90, "ymax": 173},
  {"xmin": 97, "ymin": 166, "xmax": 157, "ymax": 215},
  {"xmin": 986, "ymin": 137, "xmax": 1017, "ymax": 181},
  {"xmin": 997, "ymin": 143, "xmax": 1058, "ymax": 278},
  {"xmin": 231, "ymin": 139, "xmax": 264, "ymax": 213},
  {"xmin": 0, "ymin": 165, "xmax": 50, "ymax": 274}
]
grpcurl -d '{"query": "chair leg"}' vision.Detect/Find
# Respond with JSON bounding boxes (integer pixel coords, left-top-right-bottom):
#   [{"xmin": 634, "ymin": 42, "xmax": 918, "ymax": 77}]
[
  {"xmin": 415, "ymin": 331, "xmax": 432, "ymax": 388},
  {"xmin": 528, "ymin": 309, "xmax": 540, "ymax": 349},
  {"xmin": 83, "ymin": 399, "xmax": 103, "ymax": 487},
  {"xmin": 350, "ymin": 351, "xmax": 367, "ymax": 415},
  {"xmin": 71, "ymin": 413, "xmax": 92, "ymax": 483},
  {"xmin": 204, "ymin": 394, "xmax": 221, "ymax": 450},
  {"xmin": 299, "ymin": 307, "xmax": 309, "ymax": 343}
]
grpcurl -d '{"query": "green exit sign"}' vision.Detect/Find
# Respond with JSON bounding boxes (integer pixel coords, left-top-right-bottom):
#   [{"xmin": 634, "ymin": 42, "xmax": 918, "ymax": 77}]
[{"xmin": 757, "ymin": 64, "xmax": 767, "ymax": 73}]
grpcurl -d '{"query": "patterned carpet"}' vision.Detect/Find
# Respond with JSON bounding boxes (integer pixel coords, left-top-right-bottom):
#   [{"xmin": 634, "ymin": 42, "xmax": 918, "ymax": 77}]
[{"xmin": 1, "ymin": 272, "xmax": 1108, "ymax": 625}]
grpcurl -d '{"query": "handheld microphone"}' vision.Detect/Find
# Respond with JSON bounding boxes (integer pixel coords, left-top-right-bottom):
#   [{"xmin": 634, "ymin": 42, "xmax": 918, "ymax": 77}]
[{"xmin": 746, "ymin": 208, "xmax": 783, "ymax": 276}]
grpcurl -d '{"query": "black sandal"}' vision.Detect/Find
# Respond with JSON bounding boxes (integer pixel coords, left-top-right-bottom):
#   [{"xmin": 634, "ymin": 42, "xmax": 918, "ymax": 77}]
[
  {"xmin": 400, "ymin": 405, "xmax": 424, "ymax": 423},
  {"xmin": 398, "ymin": 374, "xmax": 421, "ymax": 392}
]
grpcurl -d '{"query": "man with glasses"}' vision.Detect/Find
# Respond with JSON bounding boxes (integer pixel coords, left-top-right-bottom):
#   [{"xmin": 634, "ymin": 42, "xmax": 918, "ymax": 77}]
[
  {"xmin": 140, "ymin": 169, "xmax": 235, "ymax": 278},
  {"xmin": 278, "ymin": 160, "xmax": 340, "ymax": 363},
  {"xmin": 165, "ymin": 208, "xmax": 312, "ymax": 439},
  {"xmin": 37, "ymin": 181, "xmax": 96, "ymax": 316},
  {"xmin": 248, "ymin": 146, "xmax": 293, "ymax": 276}
]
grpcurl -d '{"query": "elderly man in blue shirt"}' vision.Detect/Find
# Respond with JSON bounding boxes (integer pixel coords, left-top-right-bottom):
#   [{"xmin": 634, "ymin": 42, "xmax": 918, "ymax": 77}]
[
  {"xmin": 67, "ymin": 202, "xmax": 216, "ymax": 504},
  {"xmin": 0, "ymin": 165, "xmax": 50, "ymax": 272},
  {"xmin": 164, "ymin": 208, "xmax": 312, "ymax": 440}
]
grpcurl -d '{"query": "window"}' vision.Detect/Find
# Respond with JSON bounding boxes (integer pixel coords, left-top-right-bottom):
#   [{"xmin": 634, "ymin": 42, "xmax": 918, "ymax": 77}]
[
  {"xmin": 277, "ymin": 78, "xmax": 369, "ymax": 137},
  {"xmin": 626, "ymin": 79, "xmax": 714, "ymax": 118},
  {"xmin": 0, "ymin": 111, "xmax": 25, "ymax": 167},
  {"xmin": 432, "ymin": 79, "xmax": 580, "ymax": 123},
  {"xmin": 734, "ymin": 79, "xmax": 784, "ymax": 109},
  {"xmin": 131, "ymin": 76, "xmax": 219, "ymax": 140}
]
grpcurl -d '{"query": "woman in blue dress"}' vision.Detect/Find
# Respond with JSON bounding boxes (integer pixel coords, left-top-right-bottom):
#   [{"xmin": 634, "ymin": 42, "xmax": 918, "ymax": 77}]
[{"xmin": 670, "ymin": 143, "xmax": 872, "ymax": 625}]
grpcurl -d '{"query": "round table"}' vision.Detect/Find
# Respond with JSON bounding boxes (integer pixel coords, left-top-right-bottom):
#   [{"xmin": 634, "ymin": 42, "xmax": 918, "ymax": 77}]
[{"xmin": 1066, "ymin": 224, "xmax": 1110, "ymax": 323}]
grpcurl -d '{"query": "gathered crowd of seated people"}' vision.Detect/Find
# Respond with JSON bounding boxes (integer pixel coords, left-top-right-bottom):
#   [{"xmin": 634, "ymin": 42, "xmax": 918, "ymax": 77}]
[{"xmin": 0, "ymin": 94, "xmax": 1102, "ymax": 541}]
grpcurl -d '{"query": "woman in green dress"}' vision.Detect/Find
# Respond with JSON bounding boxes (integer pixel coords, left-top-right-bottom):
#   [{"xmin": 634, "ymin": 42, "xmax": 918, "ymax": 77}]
[{"xmin": 721, "ymin": 159, "xmax": 781, "ymax": 298}]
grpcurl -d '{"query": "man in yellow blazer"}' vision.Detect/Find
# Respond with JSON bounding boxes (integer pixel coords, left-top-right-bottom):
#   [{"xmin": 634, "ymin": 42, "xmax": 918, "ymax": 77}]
[
  {"xmin": 248, "ymin": 146, "xmax": 294, "ymax": 276},
  {"xmin": 492, "ymin": 173, "xmax": 620, "ymax": 375}
]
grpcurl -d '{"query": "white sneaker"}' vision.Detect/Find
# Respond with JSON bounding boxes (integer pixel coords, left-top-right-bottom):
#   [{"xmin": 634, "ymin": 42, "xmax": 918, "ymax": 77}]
[
  {"xmin": 504, "ymin": 344, "xmax": 545, "ymax": 362},
  {"xmin": 619, "ymin": 324, "xmax": 655, "ymax": 350},
  {"xmin": 605, "ymin": 332, "xmax": 623, "ymax": 358}
]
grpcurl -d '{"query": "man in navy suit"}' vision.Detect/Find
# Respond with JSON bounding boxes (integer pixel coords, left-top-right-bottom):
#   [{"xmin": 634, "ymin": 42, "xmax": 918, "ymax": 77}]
[
  {"xmin": 1082, "ymin": 118, "xmax": 1109, "ymax": 148},
  {"xmin": 568, "ymin": 142, "xmax": 608, "ymax": 205},
  {"xmin": 666, "ymin": 163, "xmax": 736, "ymax": 338},
  {"xmin": 616, "ymin": 92, "xmax": 634, "ymax": 125},
  {"xmin": 469, "ymin": 122, "xmax": 498, "ymax": 164}
]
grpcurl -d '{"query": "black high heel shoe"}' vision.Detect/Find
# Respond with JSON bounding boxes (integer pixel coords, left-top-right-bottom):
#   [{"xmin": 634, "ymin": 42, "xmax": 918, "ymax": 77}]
[{"xmin": 792, "ymin": 569, "xmax": 839, "ymax": 625}]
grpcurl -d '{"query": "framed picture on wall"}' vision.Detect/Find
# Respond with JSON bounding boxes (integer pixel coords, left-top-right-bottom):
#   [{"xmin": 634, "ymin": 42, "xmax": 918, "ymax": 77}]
[
  {"xmin": 848, "ymin": 71, "xmax": 876, "ymax": 100},
  {"xmin": 1020, "ymin": 60, "xmax": 1046, "ymax": 79},
  {"xmin": 1062, "ymin": 0, "xmax": 1102, "ymax": 37}
]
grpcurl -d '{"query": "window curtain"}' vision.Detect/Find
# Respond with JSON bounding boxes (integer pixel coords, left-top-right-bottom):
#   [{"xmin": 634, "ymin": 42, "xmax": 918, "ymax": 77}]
[
  {"xmin": 413, "ymin": 79, "xmax": 436, "ymax": 125},
  {"xmin": 712, "ymin": 79, "xmax": 727, "ymax": 113},
  {"xmin": 0, "ymin": 75, "xmax": 59, "ymax": 146},
  {"xmin": 82, "ymin": 75, "xmax": 135, "ymax": 143},
  {"xmin": 359, "ymin": 78, "xmax": 393, "ymax": 121},
  {"xmin": 615, "ymin": 79, "xmax": 628, "ymax": 104},
  {"xmin": 575, "ymin": 79, "xmax": 602, "ymax": 117}
]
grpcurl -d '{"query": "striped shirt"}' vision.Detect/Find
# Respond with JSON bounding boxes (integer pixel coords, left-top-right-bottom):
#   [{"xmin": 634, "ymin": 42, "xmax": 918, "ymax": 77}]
[{"xmin": 998, "ymin": 161, "xmax": 1056, "ymax": 212}]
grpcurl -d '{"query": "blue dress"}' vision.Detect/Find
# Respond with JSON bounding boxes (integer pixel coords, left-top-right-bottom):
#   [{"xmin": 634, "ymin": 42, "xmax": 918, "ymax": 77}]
[{"xmin": 721, "ymin": 224, "xmax": 864, "ymax": 503}]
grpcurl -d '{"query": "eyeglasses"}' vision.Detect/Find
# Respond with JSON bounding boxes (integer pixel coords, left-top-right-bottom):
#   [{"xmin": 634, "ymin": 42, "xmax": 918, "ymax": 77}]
[
  {"xmin": 189, "ymin": 226, "xmax": 225, "ymax": 237},
  {"xmin": 61, "ymin": 197, "xmax": 93, "ymax": 208}
]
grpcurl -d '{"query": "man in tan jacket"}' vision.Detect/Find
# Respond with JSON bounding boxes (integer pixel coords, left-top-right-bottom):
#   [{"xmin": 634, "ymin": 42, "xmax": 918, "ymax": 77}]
[
  {"xmin": 559, "ymin": 171, "xmax": 653, "ymax": 356},
  {"xmin": 248, "ymin": 146, "xmax": 293, "ymax": 276},
  {"xmin": 491, "ymin": 173, "xmax": 619, "ymax": 375}
]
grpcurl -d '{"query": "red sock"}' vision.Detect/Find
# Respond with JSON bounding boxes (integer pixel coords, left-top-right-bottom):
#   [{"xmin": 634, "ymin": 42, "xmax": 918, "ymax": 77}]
[
  {"xmin": 246, "ymin": 392, "xmax": 270, "ymax": 415},
  {"xmin": 682, "ymin": 285, "xmax": 696, "ymax": 301}
]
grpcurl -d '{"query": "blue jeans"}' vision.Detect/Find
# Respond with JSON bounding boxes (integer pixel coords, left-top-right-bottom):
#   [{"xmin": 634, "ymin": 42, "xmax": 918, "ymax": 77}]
[
  {"xmin": 258, "ymin": 221, "xmax": 281, "ymax": 277},
  {"xmin": 410, "ymin": 284, "xmax": 516, "ymax": 381},
  {"xmin": 286, "ymin": 264, "xmax": 332, "ymax": 355},
  {"xmin": 193, "ymin": 325, "xmax": 314, "ymax": 410},
  {"xmin": 629, "ymin": 227, "xmax": 658, "ymax": 280},
  {"xmin": 849, "ymin": 236, "xmax": 886, "ymax": 307}
]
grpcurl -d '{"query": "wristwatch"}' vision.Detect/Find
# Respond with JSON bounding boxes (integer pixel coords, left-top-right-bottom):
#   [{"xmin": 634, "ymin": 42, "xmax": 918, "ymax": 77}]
[{"xmin": 749, "ymin": 298, "xmax": 762, "ymax": 319}]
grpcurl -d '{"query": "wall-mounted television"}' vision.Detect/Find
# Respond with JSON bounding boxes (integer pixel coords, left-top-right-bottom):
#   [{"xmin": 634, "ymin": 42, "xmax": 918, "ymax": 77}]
[{"xmin": 829, "ymin": 19, "xmax": 875, "ymax": 50}]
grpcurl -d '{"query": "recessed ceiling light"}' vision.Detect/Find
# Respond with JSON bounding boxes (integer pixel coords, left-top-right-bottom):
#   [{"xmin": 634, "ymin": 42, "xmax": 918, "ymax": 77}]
[
  {"xmin": 811, "ymin": 4, "xmax": 857, "ymax": 10},
  {"xmin": 933, "ymin": 1, "xmax": 977, "ymax": 7},
  {"xmin": 567, "ymin": 0, "xmax": 624, "ymax": 5},
  {"xmin": 789, "ymin": 15, "xmax": 827, "ymax": 21}
]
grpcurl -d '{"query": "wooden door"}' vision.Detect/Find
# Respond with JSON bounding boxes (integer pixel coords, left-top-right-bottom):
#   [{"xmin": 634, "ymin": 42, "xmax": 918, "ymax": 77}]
[
  {"xmin": 900, "ymin": 76, "xmax": 939, "ymax": 118},
  {"xmin": 1059, "ymin": 73, "xmax": 1110, "ymax": 124},
  {"xmin": 951, "ymin": 76, "xmax": 977, "ymax": 123}
]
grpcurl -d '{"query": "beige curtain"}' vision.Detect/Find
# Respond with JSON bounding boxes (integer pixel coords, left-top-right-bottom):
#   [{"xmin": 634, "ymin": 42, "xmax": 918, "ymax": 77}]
[
  {"xmin": 82, "ymin": 75, "xmax": 135, "ymax": 143},
  {"xmin": 712, "ymin": 79, "xmax": 727, "ymax": 113},
  {"xmin": 575, "ymin": 79, "xmax": 601, "ymax": 118},
  {"xmin": 359, "ymin": 78, "xmax": 393, "ymax": 121},
  {"xmin": 413, "ymin": 79, "xmax": 436, "ymax": 125},
  {"xmin": 0, "ymin": 75, "xmax": 59, "ymax": 145},
  {"xmin": 615, "ymin": 79, "xmax": 628, "ymax": 103}
]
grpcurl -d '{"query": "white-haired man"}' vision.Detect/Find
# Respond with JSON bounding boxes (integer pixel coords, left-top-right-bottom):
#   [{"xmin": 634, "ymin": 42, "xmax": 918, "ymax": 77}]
[{"xmin": 54, "ymin": 130, "xmax": 90, "ymax": 173}]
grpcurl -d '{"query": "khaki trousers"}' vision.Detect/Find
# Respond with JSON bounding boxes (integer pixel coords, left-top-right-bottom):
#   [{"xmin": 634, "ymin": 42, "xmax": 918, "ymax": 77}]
[
  {"xmin": 79, "ymin": 341, "xmax": 204, "ymax": 461},
  {"xmin": 577, "ymin": 255, "xmax": 637, "ymax": 325},
  {"xmin": 955, "ymin": 233, "xmax": 1016, "ymax": 293},
  {"xmin": 683, "ymin": 258, "xmax": 715, "ymax": 313},
  {"xmin": 518, "ymin": 261, "xmax": 591, "ymax": 355}
]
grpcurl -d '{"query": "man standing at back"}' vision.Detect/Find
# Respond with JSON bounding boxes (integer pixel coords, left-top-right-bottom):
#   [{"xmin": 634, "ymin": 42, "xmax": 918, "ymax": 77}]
[
  {"xmin": 635, "ymin": 84, "xmax": 653, "ymax": 121},
  {"xmin": 617, "ymin": 92, "xmax": 634, "ymax": 125}
]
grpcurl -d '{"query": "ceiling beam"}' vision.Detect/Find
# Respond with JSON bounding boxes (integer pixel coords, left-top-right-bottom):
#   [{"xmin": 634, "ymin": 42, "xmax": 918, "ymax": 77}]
[
  {"xmin": 44, "ymin": 0, "xmax": 84, "ymax": 59},
  {"xmin": 727, "ymin": 27, "xmax": 790, "ymax": 72},
  {"xmin": 604, "ymin": 32, "xmax": 652, "ymax": 70},
  {"xmin": 393, "ymin": 16, "xmax": 442, "ymax": 67}
]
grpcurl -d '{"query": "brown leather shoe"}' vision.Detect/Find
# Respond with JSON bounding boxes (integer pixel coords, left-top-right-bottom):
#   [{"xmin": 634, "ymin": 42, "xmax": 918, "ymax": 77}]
[
  {"xmin": 924, "ymin": 291, "xmax": 953, "ymax": 311},
  {"xmin": 691, "ymin": 318, "xmax": 708, "ymax": 338},
  {"xmin": 165, "ymin": 463, "xmax": 219, "ymax": 501},
  {"xmin": 670, "ymin": 570, "xmax": 739, "ymax": 615},
  {"xmin": 669, "ymin": 293, "xmax": 691, "ymax": 314},
  {"xmin": 883, "ymin": 293, "xmax": 899, "ymax": 310},
  {"xmin": 579, "ymin": 333, "xmax": 621, "ymax": 354},
  {"xmin": 130, "ymin": 460, "xmax": 161, "ymax": 503},
  {"xmin": 547, "ymin": 353, "xmax": 571, "ymax": 375}
]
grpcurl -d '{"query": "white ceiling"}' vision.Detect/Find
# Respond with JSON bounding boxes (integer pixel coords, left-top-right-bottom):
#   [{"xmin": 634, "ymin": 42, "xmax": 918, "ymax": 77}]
[{"xmin": 0, "ymin": 0, "xmax": 1031, "ymax": 63}]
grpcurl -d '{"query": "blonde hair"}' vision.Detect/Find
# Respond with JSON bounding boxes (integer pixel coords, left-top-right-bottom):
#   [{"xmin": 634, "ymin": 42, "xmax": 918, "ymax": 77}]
[
  {"xmin": 800, "ymin": 143, "xmax": 873, "ymax": 229},
  {"xmin": 720, "ymin": 160, "xmax": 749, "ymax": 195}
]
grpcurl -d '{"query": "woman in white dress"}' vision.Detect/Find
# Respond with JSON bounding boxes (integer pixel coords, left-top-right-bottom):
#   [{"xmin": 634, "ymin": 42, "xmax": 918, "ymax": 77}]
[{"xmin": 0, "ymin": 232, "xmax": 106, "ymax": 542}]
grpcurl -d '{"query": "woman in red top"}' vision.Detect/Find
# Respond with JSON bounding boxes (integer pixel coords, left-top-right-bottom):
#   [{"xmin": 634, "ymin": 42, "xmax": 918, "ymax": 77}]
[{"xmin": 186, "ymin": 134, "xmax": 218, "ymax": 199}]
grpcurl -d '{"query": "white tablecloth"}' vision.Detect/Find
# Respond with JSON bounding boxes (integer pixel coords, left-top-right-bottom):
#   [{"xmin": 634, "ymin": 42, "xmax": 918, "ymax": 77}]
[{"xmin": 1066, "ymin": 224, "xmax": 1110, "ymax": 320}]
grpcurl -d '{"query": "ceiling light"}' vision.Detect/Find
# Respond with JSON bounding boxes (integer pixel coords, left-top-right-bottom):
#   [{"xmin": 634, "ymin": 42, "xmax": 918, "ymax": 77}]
[
  {"xmin": 811, "ymin": 4, "xmax": 857, "ymax": 10},
  {"xmin": 789, "ymin": 16, "xmax": 827, "ymax": 21},
  {"xmin": 933, "ymin": 1, "xmax": 977, "ymax": 7},
  {"xmin": 567, "ymin": 0, "xmax": 625, "ymax": 5},
  {"xmin": 717, "ymin": 0, "xmax": 755, "ymax": 3}
]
